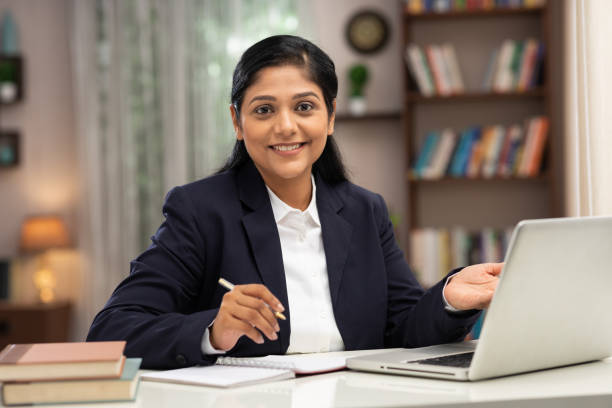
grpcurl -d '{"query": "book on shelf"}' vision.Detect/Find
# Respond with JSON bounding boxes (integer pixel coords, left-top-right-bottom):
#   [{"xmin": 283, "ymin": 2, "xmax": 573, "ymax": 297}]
[
  {"xmin": 405, "ymin": 0, "xmax": 546, "ymax": 14},
  {"xmin": 1, "ymin": 358, "xmax": 141, "ymax": 406},
  {"xmin": 0, "ymin": 341, "xmax": 126, "ymax": 382},
  {"xmin": 485, "ymin": 38, "xmax": 544, "ymax": 93},
  {"xmin": 405, "ymin": 43, "xmax": 464, "ymax": 96},
  {"xmin": 410, "ymin": 227, "xmax": 513, "ymax": 287},
  {"xmin": 405, "ymin": 44, "xmax": 435, "ymax": 96},
  {"xmin": 410, "ymin": 116, "xmax": 548, "ymax": 179},
  {"xmin": 141, "ymin": 353, "xmax": 346, "ymax": 388}
]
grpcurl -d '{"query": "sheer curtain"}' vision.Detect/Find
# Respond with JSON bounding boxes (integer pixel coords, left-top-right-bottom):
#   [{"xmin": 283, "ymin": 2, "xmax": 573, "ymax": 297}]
[
  {"xmin": 564, "ymin": 0, "xmax": 612, "ymax": 217},
  {"xmin": 70, "ymin": 0, "xmax": 309, "ymax": 340}
]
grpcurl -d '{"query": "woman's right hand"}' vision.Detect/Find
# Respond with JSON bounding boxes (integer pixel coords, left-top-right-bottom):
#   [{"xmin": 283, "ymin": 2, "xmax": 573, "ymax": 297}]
[{"xmin": 209, "ymin": 284, "xmax": 284, "ymax": 351}]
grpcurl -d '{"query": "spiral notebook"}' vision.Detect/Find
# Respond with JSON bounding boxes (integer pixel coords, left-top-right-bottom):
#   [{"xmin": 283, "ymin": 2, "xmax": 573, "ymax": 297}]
[
  {"xmin": 216, "ymin": 354, "xmax": 346, "ymax": 375},
  {"xmin": 141, "ymin": 354, "xmax": 346, "ymax": 388}
]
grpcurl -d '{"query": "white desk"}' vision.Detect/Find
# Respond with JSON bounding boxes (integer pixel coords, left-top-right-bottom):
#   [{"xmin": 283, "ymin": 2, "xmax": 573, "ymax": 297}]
[{"xmin": 23, "ymin": 351, "xmax": 612, "ymax": 408}]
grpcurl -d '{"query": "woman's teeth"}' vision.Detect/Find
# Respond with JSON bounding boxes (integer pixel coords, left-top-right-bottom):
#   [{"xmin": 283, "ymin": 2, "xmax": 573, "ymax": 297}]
[{"xmin": 273, "ymin": 144, "xmax": 301, "ymax": 151}]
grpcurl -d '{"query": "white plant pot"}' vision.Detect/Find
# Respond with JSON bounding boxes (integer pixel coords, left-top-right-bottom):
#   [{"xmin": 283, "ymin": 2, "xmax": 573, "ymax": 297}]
[{"xmin": 349, "ymin": 96, "xmax": 367, "ymax": 116}]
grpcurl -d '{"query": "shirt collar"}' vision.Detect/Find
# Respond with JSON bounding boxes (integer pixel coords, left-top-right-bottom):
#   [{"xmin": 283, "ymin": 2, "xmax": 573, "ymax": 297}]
[{"xmin": 266, "ymin": 174, "xmax": 321, "ymax": 227}]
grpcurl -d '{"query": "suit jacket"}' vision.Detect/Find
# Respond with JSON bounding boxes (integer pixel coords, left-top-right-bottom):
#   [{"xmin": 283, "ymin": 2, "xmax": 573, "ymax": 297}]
[{"xmin": 87, "ymin": 160, "xmax": 480, "ymax": 369}]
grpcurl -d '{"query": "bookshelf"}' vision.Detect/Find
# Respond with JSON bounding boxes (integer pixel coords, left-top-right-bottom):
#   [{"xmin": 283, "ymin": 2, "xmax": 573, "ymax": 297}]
[{"xmin": 401, "ymin": 1, "xmax": 558, "ymax": 286}]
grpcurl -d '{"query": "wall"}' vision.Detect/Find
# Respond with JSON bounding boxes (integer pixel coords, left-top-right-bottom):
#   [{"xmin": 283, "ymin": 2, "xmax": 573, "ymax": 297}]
[
  {"xmin": 0, "ymin": 0, "xmax": 77, "ymax": 258},
  {"xmin": 311, "ymin": 0, "xmax": 408, "ymax": 245},
  {"xmin": 0, "ymin": 0, "xmax": 79, "ymax": 311}
]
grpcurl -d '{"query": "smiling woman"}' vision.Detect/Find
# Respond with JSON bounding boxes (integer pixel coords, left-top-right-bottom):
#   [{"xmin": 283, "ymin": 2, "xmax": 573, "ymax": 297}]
[
  {"xmin": 230, "ymin": 65, "xmax": 333, "ymax": 210},
  {"xmin": 87, "ymin": 35, "xmax": 499, "ymax": 369}
]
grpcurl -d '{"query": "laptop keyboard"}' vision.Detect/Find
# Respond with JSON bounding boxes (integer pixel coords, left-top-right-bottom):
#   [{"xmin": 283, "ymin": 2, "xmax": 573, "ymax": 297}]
[{"xmin": 408, "ymin": 352, "xmax": 474, "ymax": 368}]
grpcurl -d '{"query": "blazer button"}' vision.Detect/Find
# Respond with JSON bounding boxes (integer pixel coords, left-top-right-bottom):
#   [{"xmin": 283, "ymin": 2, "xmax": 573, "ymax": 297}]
[{"xmin": 176, "ymin": 354, "xmax": 187, "ymax": 365}]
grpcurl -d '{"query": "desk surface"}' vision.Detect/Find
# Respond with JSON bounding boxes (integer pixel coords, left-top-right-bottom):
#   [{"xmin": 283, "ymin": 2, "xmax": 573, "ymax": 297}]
[{"xmin": 23, "ymin": 350, "xmax": 612, "ymax": 408}]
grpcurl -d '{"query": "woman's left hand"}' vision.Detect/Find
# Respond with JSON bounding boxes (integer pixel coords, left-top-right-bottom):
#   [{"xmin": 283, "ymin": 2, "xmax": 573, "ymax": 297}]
[{"xmin": 443, "ymin": 263, "xmax": 503, "ymax": 311}]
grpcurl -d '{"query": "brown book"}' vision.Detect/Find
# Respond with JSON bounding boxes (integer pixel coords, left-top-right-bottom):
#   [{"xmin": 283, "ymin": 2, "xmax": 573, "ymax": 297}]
[
  {"xmin": 2, "ymin": 357, "xmax": 140, "ymax": 406},
  {"xmin": 0, "ymin": 341, "xmax": 126, "ymax": 382}
]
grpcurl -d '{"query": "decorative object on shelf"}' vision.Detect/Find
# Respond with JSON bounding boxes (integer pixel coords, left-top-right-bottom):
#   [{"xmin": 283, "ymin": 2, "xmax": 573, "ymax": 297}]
[
  {"xmin": 19, "ymin": 216, "xmax": 71, "ymax": 303},
  {"xmin": 0, "ymin": 11, "xmax": 22, "ymax": 104},
  {"xmin": 0, "ymin": 131, "xmax": 19, "ymax": 166},
  {"xmin": 345, "ymin": 10, "xmax": 389, "ymax": 54},
  {"xmin": 0, "ymin": 259, "xmax": 9, "ymax": 300},
  {"xmin": 0, "ymin": 10, "xmax": 19, "ymax": 55},
  {"xmin": 0, "ymin": 57, "xmax": 22, "ymax": 104},
  {"xmin": 347, "ymin": 63, "xmax": 369, "ymax": 116}
]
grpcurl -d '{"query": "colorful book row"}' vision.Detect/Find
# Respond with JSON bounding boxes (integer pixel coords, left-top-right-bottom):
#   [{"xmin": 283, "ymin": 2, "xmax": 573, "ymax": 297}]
[
  {"xmin": 405, "ymin": 0, "xmax": 546, "ymax": 14},
  {"xmin": 410, "ymin": 226, "xmax": 513, "ymax": 288},
  {"xmin": 405, "ymin": 43, "xmax": 464, "ymax": 97},
  {"xmin": 482, "ymin": 38, "xmax": 544, "ymax": 93},
  {"xmin": 411, "ymin": 116, "xmax": 549, "ymax": 180}
]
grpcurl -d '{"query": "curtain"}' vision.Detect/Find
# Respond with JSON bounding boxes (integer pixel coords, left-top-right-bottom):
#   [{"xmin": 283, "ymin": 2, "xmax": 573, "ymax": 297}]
[
  {"xmin": 70, "ymin": 0, "xmax": 308, "ymax": 340},
  {"xmin": 564, "ymin": 0, "xmax": 612, "ymax": 217}
]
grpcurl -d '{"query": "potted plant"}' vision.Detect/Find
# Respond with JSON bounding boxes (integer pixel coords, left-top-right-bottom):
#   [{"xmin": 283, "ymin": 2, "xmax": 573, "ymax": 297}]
[{"xmin": 348, "ymin": 63, "xmax": 369, "ymax": 116}]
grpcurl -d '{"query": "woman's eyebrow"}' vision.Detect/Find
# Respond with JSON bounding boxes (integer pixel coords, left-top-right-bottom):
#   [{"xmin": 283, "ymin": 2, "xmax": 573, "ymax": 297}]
[
  {"xmin": 293, "ymin": 92, "xmax": 320, "ymax": 100},
  {"xmin": 248, "ymin": 95, "xmax": 275, "ymax": 106}
]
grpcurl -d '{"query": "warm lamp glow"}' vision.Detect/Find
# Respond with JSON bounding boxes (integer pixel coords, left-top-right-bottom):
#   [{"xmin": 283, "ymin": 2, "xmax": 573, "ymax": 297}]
[
  {"xmin": 19, "ymin": 216, "xmax": 71, "ymax": 303},
  {"xmin": 20, "ymin": 216, "xmax": 71, "ymax": 253}
]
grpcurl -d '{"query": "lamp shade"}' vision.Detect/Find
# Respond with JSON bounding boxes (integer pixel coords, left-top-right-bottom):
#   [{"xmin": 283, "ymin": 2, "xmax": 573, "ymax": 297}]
[{"xmin": 20, "ymin": 216, "xmax": 71, "ymax": 253}]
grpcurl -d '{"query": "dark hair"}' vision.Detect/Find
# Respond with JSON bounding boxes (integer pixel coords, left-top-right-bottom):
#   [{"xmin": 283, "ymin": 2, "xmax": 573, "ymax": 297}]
[{"xmin": 217, "ymin": 35, "xmax": 348, "ymax": 184}]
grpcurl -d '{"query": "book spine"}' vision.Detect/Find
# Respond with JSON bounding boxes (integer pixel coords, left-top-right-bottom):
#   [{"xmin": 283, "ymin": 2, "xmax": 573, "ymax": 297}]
[
  {"xmin": 518, "ymin": 118, "xmax": 537, "ymax": 176},
  {"xmin": 425, "ymin": 45, "xmax": 445, "ymax": 95},
  {"xmin": 493, "ymin": 39, "xmax": 516, "ymax": 92},
  {"xmin": 407, "ymin": 44, "xmax": 435, "ymax": 96},
  {"xmin": 449, "ymin": 130, "xmax": 470, "ymax": 177},
  {"xmin": 527, "ymin": 116, "xmax": 549, "ymax": 176},
  {"xmin": 517, "ymin": 39, "xmax": 538, "ymax": 91},
  {"xmin": 441, "ymin": 43, "xmax": 465, "ymax": 94},
  {"xmin": 426, "ymin": 128, "xmax": 456, "ymax": 179},
  {"xmin": 482, "ymin": 48, "xmax": 499, "ymax": 92},
  {"xmin": 414, "ymin": 131, "xmax": 440, "ymax": 178}
]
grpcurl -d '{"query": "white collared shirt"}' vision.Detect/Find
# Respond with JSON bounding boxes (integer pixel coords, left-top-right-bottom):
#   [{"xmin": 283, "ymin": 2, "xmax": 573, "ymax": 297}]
[
  {"xmin": 266, "ymin": 175, "xmax": 344, "ymax": 353},
  {"xmin": 201, "ymin": 175, "xmax": 344, "ymax": 355}
]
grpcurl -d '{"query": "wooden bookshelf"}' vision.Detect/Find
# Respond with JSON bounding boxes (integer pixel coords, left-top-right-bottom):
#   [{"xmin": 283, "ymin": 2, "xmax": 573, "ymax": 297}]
[
  {"xmin": 405, "ymin": 7, "xmax": 544, "ymax": 21},
  {"xmin": 402, "ymin": 2, "xmax": 558, "ymax": 276}
]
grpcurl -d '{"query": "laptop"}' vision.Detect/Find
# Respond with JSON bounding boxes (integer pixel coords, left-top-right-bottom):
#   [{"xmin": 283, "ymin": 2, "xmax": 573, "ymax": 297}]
[{"xmin": 347, "ymin": 216, "xmax": 612, "ymax": 381}]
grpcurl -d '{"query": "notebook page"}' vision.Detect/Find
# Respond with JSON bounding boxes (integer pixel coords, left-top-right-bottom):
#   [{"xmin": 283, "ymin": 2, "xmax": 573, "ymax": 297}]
[
  {"xmin": 141, "ymin": 365, "xmax": 294, "ymax": 388},
  {"xmin": 217, "ymin": 353, "xmax": 346, "ymax": 374}
]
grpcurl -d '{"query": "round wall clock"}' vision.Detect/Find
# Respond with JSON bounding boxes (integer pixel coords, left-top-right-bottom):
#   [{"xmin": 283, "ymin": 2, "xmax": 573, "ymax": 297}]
[{"xmin": 345, "ymin": 10, "xmax": 390, "ymax": 54}]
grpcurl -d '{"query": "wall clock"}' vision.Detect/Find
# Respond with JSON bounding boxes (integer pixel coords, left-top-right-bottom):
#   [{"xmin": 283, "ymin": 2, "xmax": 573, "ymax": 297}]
[{"xmin": 345, "ymin": 10, "xmax": 390, "ymax": 54}]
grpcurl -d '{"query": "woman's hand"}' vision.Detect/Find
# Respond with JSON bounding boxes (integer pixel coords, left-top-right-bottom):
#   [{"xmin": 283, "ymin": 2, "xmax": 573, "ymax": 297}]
[
  {"xmin": 443, "ymin": 263, "xmax": 503, "ymax": 311},
  {"xmin": 210, "ymin": 284, "xmax": 284, "ymax": 351}
]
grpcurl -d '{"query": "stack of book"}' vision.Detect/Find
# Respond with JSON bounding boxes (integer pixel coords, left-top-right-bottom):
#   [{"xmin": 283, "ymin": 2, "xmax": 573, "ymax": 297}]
[
  {"xmin": 410, "ymin": 226, "xmax": 513, "ymax": 287},
  {"xmin": 411, "ymin": 116, "xmax": 549, "ymax": 179},
  {"xmin": 405, "ymin": 0, "xmax": 547, "ymax": 15},
  {"xmin": 483, "ymin": 38, "xmax": 545, "ymax": 93},
  {"xmin": 405, "ymin": 43, "xmax": 464, "ymax": 97},
  {"xmin": 0, "ymin": 341, "xmax": 140, "ymax": 406}
]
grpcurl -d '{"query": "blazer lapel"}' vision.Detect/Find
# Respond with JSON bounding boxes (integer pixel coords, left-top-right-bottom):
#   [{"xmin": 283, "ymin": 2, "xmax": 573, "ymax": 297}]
[
  {"xmin": 316, "ymin": 176, "xmax": 353, "ymax": 308},
  {"xmin": 236, "ymin": 162, "xmax": 290, "ymax": 352}
]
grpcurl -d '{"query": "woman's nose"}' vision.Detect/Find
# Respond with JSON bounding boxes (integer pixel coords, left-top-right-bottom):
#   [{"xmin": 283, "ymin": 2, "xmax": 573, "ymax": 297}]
[{"xmin": 274, "ymin": 109, "xmax": 297, "ymax": 136}]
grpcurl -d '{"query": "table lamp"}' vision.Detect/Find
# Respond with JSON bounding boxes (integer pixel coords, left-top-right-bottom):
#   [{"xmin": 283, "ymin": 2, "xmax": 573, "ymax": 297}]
[{"xmin": 19, "ymin": 215, "xmax": 71, "ymax": 303}]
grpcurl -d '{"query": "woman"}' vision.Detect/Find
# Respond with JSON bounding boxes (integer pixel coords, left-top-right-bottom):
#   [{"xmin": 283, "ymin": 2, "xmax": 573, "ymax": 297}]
[{"xmin": 87, "ymin": 35, "xmax": 500, "ymax": 369}]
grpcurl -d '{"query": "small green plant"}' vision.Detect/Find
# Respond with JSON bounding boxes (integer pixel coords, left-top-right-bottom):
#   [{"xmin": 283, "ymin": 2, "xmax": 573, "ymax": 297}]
[{"xmin": 348, "ymin": 63, "xmax": 369, "ymax": 97}]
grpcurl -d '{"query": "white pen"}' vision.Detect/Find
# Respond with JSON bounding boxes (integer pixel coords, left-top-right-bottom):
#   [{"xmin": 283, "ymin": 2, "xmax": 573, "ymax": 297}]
[{"xmin": 218, "ymin": 278, "xmax": 287, "ymax": 320}]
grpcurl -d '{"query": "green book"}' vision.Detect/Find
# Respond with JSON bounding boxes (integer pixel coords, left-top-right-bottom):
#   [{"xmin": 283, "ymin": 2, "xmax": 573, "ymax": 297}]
[{"xmin": 509, "ymin": 40, "xmax": 525, "ymax": 90}]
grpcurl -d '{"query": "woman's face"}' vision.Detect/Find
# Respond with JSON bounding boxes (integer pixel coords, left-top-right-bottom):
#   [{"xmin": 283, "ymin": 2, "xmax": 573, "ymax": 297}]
[{"xmin": 231, "ymin": 65, "xmax": 335, "ymax": 188}]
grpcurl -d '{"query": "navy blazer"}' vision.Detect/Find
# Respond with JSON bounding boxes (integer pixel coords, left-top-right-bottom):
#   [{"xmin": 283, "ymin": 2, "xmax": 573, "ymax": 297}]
[{"xmin": 87, "ymin": 160, "xmax": 480, "ymax": 369}]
